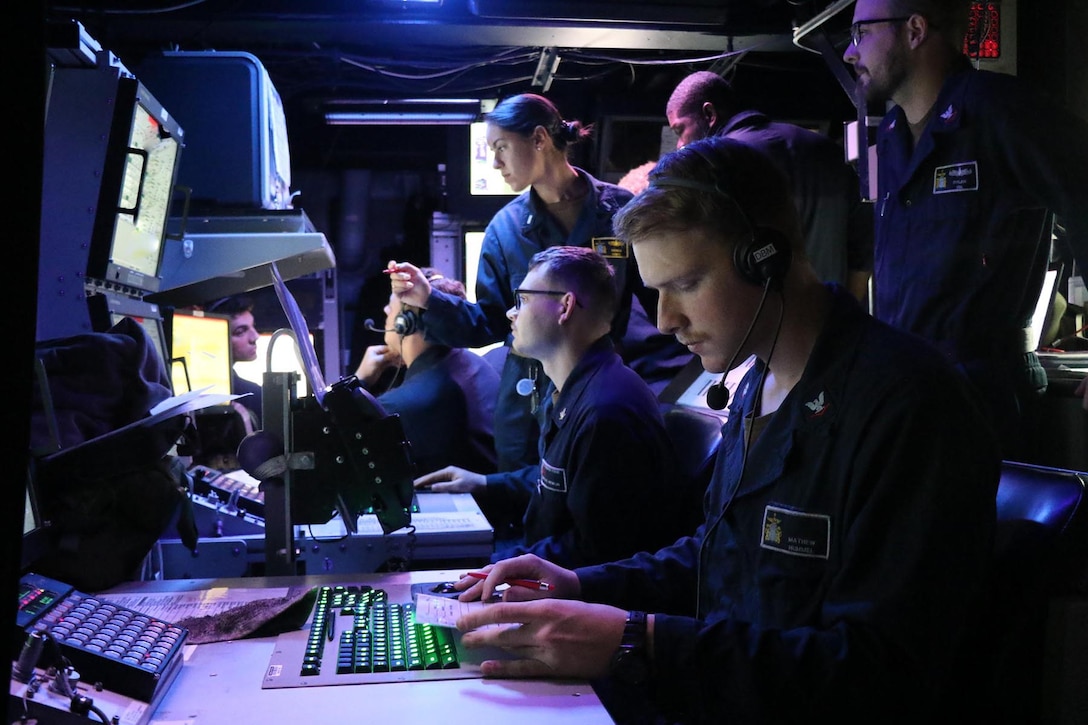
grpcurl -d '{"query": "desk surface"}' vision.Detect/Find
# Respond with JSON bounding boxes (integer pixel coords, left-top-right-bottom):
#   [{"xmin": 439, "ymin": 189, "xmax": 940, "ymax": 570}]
[{"xmin": 106, "ymin": 570, "xmax": 612, "ymax": 725}]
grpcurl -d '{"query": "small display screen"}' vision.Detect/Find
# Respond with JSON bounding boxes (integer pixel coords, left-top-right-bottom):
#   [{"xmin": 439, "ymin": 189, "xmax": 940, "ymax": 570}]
[
  {"xmin": 169, "ymin": 312, "xmax": 233, "ymax": 397},
  {"xmin": 463, "ymin": 230, "xmax": 485, "ymax": 302}
]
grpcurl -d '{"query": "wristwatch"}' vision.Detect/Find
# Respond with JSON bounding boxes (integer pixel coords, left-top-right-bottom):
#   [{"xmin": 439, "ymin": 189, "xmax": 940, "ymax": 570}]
[{"xmin": 609, "ymin": 610, "xmax": 649, "ymax": 684}]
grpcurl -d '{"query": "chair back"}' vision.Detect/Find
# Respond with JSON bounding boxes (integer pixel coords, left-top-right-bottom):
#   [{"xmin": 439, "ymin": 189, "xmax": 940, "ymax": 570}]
[
  {"xmin": 985, "ymin": 460, "xmax": 1088, "ymax": 723},
  {"xmin": 660, "ymin": 404, "xmax": 723, "ymax": 495}
]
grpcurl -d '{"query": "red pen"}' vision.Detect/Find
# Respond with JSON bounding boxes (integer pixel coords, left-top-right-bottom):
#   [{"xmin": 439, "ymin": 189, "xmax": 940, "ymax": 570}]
[{"xmin": 464, "ymin": 571, "xmax": 553, "ymax": 591}]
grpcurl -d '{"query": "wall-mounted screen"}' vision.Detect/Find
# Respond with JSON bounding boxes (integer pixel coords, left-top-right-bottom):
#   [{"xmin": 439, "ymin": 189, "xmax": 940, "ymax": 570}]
[
  {"xmin": 39, "ymin": 57, "xmax": 184, "ymax": 343},
  {"xmin": 111, "ymin": 102, "xmax": 179, "ymax": 278},
  {"xmin": 89, "ymin": 78, "xmax": 183, "ymax": 294}
]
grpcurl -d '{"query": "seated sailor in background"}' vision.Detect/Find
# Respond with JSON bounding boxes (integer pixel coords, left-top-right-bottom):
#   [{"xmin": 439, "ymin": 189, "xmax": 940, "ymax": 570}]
[
  {"xmin": 208, "ymin": 295, "xmax": 263, "ymax": 433},
  {"xmin": 415, "ymin": 246, "xmax": 703, "ymax": 569},
  {"xmin": 191, "ymin": 295, "xmax": 262, "ymax": 471},
  {"xmin": 353, "ymin": 270, "xmax": 501, "ymax": 478},
  {"xmin": 450, "ymin": 138, "xmax": 1001, "ymax": 722}
]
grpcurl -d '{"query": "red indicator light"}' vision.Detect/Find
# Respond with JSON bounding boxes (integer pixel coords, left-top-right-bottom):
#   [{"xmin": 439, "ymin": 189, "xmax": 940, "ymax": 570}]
[{"xmin": 964, "ymin": 1, "xmax": 1001, "ymax": 60}]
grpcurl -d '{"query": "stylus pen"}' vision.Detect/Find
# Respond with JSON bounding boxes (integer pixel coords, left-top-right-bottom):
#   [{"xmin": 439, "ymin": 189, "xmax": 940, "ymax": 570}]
[{"xmin": 464, "ymin": 571, "xmax": 553, "ymax": 591}]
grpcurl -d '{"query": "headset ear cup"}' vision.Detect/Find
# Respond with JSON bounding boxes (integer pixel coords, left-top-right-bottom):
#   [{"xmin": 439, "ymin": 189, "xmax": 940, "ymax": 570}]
[
  {"xmin": 394, "ymin": 308, "xmax": 420, "ymax": 336},
  {"xmin": 734, "ymin": 229, "xmax": 792, "ymax": 286}
]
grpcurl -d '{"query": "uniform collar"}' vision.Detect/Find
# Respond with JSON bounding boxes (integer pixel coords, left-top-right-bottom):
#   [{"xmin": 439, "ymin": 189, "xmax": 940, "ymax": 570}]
[
  {"xmin": 544, "ymin": 335, "xmax": 616, "ymax": 427},
  {"xmin": 722, "ymin": 285, "xmax": 865, "ymax": 496},
  {"xmin": 403, "ymin": 345, "xmax": 452, "ymax": 380},
  {"xmin": 522, "ymin": 167, "xmax": 613, "ymax": 234},
  {"xmin": 884, "ymin": 61, "xmax": 975, "ymax": 139},
  {"xmin": 718, "ymin": 109, "xmax": 770, "ymax": 136}
]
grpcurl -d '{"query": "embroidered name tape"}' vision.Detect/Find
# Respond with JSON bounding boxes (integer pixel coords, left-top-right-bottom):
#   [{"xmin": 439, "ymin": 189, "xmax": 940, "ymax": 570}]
[
  {"xmin": 540, "ymin": 459, "xmax": 568, "ymax": 493},
  {"xmin": 592, "ymin": 237, "xmax": 629, "ymax": 258},
  {"xmin": 933, "ymin": 161, "xmax": 978, "ymax": 194},
  {"xmin": 761, "ymin": 505, "xmax": 830, "ymax": 559}
]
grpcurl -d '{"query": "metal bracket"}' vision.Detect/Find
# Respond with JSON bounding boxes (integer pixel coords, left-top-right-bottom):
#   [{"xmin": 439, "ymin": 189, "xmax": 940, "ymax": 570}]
[{"xmin": 531, "ymin": 47, "xmax": 561, "ymax": 92}]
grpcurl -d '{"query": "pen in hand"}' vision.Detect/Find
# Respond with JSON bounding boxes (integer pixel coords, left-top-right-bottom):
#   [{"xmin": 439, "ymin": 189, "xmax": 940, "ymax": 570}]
[{"xmin": 464, "ymin": 571, "xmax": 553, "ymax": 591}]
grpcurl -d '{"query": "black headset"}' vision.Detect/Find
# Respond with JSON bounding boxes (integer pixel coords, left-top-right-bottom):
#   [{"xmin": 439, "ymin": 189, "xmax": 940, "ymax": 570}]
[
  {"xmin": 649, "ymin": 144, "xmax": 792, "ymax": 287},
  {"xmin": 393, "ymin": 306, "xmax": 421, "ymax": 336},
  {"xmin": 390, "ymin": 271, "xmax": 447, "ymax": 336}
]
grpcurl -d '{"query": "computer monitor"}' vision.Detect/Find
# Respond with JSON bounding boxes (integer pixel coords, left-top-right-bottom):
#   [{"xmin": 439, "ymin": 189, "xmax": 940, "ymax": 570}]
[
  {"xmin": 657, "ymin": 354, "xmax": 756, "ymax": 419},
  {"xmin": 38, "ymin": 56, "xmax": 183, "ymax": 344},
  {"xmin": 21, "ymin": 469, "xmax": 52, "ymax": 574},
  {"xmin": 458, "ymin": 224, "xmax": 503, "ymax": 357},
  {"xmin": 462, "ymin": 226, "xmax": 486, "ymax": 303},
  {"xmin": 1031, "ymin": 266, "xmax": 1062, "ymax": 350},
  {"xmin": 167, "ymin": 311, "xmax": 233, "ymax": 397},
  {"xmin": 99, "ymin": 294, "xmax": 170, "ymax": 383},
  {"xmin": 87, "ymin": 76, "xmax": 182, "ymax": 294}
]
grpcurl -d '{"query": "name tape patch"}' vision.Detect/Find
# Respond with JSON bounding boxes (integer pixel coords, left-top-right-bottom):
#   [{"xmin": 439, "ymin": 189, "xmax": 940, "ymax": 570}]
[
  {"xmin": 539, "ymin": 459, "xmax": 568, "ymax": 493},
  {"xmin": 933, "ymin": 161, "xmax": 978, "ymax": 194},
  {"xmin": 592, "ymin": 237, "xmax": 629, "ymax": 259},
  {"xmin": 761, "ymin": 505, "xmax": 830, "ymax": 559}
]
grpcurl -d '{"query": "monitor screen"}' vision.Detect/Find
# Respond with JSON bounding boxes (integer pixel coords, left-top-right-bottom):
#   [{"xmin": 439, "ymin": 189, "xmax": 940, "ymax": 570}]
[
  {"xmin": 468, "ymin": 121, "xmax": 517, "ymax": 196},
  {"xmin": 1031, "ymin": 267, "xmax": 1061, "ymax": 350},
  {"xmin": 461, "ymin": 225, "xmax": 504, "ymax": 356},
  {"xmin": 21, "ymin": 472, "xmax": 52, "ymax": 573},
  {"xmin": 463, "ymin": 229, "xmax": 486, "ymax": 303},
  {"xmin": 658, "ymin": 354, "xmax": 756, "ymax": 419},
  {"xmin": 112, "ymin": 101, "xmax": 179, "ymax": 279},
  {"xmin": 168, "ymin": 311, "xmax": 233, "ymax": 397},
  {"xmin": 89, "ymin": 78, "xmax": 183, "ymax": 294},
  {"xmin": 107, "ymin": 304, "xmax": 169, "ymax": 386}
]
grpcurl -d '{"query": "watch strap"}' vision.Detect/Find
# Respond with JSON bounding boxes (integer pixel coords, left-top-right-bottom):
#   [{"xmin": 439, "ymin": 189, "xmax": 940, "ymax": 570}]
[{"xmin": 621, "ymin": 610, "xmax": 647, "ymax": 648}]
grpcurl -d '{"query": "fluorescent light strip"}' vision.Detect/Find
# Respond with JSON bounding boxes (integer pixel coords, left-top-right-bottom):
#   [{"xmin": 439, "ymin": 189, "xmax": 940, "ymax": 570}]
[{"xmin": 324, "ymin": 111, "xmax": 478, "ymax": 125}]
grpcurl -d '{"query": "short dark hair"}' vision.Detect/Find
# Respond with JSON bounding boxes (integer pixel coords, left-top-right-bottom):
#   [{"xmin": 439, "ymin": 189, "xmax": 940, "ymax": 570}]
[
  {"xmin": 889, "ymin": 0, "xmax": 971, "ymax": 50},
  {"xmin": 527, "ymin": 246, "xmax": 618, "ymax": 322},
  {"xmin": 613, "ymin": 136, "xmax": 801, "ymax": 256},
  {"xmin": 207, "ymin": 295, "xmax": 255, "ymax": 317},
  {"xmin": 666, "ymin": 71, "xmax": 737, "ymax": 121},
  {"xmin": 485, "ymin": 93, "xmax": 592, "ymax": 152}
]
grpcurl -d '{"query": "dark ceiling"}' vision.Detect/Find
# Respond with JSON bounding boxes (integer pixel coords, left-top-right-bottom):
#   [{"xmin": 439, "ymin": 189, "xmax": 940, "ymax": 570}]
[{"xmin": 47, "ymin": 1, "xmax": 859, "ymax": 170}]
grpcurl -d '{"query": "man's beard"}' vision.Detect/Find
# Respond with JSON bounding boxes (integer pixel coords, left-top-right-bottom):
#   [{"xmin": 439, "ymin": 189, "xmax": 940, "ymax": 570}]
[{"xmin": 862, "ymin": 42, "xmax": 909, "ymax": 108}]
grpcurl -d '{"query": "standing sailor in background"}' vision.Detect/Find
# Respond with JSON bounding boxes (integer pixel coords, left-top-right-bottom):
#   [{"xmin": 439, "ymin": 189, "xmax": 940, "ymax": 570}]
[
  {"xmin": 387, "ymin": 93, "xmax": 691, "ymax": 535},
  {"xmin": 844, "ymin": 0, "xmax": 1088, "ymax": 452}
]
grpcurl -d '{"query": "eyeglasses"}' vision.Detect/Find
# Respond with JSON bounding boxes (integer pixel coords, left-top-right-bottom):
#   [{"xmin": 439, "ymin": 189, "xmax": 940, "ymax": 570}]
[
  {"xmin": 849, "ymin": 16, "xmax": 912, "ymax": 46},
  {"xmin": 513, "ymin": 288, "xmax": 579, "ymax": 311}
]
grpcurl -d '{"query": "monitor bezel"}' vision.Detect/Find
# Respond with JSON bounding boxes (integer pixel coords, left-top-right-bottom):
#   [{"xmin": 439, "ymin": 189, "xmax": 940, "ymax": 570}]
[
  {"xmin": 87, "ymin": 77, "xmax": 183, "ymax": 296},
  {"xmin": 166, "ymin": 309, "xmax": 235, "ymax": 398}
]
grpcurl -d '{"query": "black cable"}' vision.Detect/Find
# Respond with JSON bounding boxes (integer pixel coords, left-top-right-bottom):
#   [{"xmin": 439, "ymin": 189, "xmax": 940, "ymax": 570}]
[
  {"xmin": 69, "ymin": 693, "xmax": 110, "ymax": 723},
  {"xmin": 694, "ymin": 280, "xmax": 785, "ymax": 619},
  {"xmin": 706, "ymin": 279, "xmax": 775, "ymax": 410}
]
